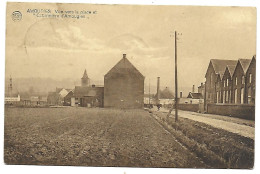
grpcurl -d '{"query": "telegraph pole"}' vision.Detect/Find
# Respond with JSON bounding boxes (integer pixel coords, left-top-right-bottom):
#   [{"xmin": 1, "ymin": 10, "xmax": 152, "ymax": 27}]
[
  {"xmin": 149, "ymin": 79, "xmax": 151, "ymax": 106},
  {"xmin": 168, "ymin": 30, "xmax": 181, "ymax": 122},
  {"xmin": 174, "ymin": 31, "xmax": 178, "ymax": 122}
]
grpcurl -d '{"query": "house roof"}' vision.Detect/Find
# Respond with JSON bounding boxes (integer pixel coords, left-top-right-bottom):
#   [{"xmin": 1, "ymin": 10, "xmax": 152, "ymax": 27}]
[
  {"xmin": 74, "ymin": 86, "xmax": 103, "ymax": 98},
  {"xmin": 226, "ymin": 65, "xmax": 236, "ymax": 78},
  {"xmin": 105, "ymin": 55, "xmax": 144, "ymax": 79},
  {"xmin": 210, "ymin": 59, "xmax": 238, "ymax": 75},
  {"xmin": 238, "ymin": 59, "xmax": 251, "ymax": 73},
  {"xmin": 187, "ymin": 92, "xmax": 203, "ymax": 99}
]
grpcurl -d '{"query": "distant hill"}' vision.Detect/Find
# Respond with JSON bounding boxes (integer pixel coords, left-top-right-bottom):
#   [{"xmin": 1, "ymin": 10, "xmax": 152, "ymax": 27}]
[{"xmin": 5, "ymin": 77, "xmax": 193, "ymax": 97}]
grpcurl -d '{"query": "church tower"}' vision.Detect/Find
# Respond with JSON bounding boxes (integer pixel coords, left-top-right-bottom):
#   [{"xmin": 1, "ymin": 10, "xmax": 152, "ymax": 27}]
[{"xmin": 81, "ymin": 69, "xmax": 90, "ymax": 87}]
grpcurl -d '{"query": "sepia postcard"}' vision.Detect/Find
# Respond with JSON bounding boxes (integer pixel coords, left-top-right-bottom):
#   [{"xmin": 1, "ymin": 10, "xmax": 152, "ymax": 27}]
[{"xmin": 4, "ymin": 2, "xmax": 256, "ymax": 169}]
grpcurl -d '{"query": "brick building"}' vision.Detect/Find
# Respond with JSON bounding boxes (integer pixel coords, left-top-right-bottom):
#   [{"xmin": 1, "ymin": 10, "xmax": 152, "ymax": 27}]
[
  {"xmin": 104, "ymin": 54, "xmax": 145, "ymax": 109},
  {"xmin": 204, "ymin": 56, "xmax": 256, "ymax": 117},
  {"xmin": 232, "ymin": 59, "xmax": 251, "ymax": 104},
  {"xmin": 205, "ymin": 59, "xmax": 237, "ymax": 104},
  {"xmin": 73, "ymin": 85, "xmax": 104, "ymax": 107},
  {"xmin": 198, "ymin": 83, "xmax": 205, "ymax": 98},
  {"xmin": 220, "ymin": 65, "xmax": 236, "ymax": 103},
  {"xmin": 70, "ymin": 70, "xmax": 104, "ymax": 107},
  {"xmin": 245, "ymin": 55, "xmax": 256, "ymax": 104}
]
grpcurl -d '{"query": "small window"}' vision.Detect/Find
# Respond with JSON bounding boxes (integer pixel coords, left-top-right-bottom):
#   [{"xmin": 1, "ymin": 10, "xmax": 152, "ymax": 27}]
[
  {"xmin": 235, "ymin": 77, "xmax": 237, "ymax": 85},
  {"xmin": 227, "ymin": 79, "xmax": 229, "ymax": 86},
  {"xmin": 242, "ymin": 76, "xmax": 245, "ymax": 84},
  {"xmin": 211, "ymin": 73, "xmax": 214, "ymax": 86},
  {"xmin": 224, "ymin": 80, "xmax": 226, "ymax": 87},
  {"xmin": 249, "ymin": 74, "xmax": 252, "ymax": 83}
]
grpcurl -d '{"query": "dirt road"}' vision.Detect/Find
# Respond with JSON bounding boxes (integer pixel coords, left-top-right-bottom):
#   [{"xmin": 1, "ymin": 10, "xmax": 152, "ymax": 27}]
[{"xmin": 154, "ymin": 108, "xmax": 255, "ymax": 140}]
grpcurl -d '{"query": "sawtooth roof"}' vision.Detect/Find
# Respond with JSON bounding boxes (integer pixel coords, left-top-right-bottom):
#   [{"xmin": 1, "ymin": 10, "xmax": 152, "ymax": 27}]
[
  {"xmin": 238, "ymin": 59, "xmax": 251, "ymax": 73},
  {"xmin": 210, "ymin": 59, "xmax": 238, "ymax": 75},
  {"xmin": 225, "ymin": 65, "xmax": 236, "ymax": 78}
]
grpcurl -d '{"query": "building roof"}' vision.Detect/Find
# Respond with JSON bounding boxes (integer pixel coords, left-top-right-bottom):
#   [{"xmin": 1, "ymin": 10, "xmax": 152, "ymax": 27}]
[
  {"xmin": 105, "ymin": 54, "xmax": 144, "ymax": 79},
  {"xmin": 74, "ymin": 86, "xmax": 104, "ymax": 98},
  {"xmin": 187, "ymin": 92, "xmax": 203, "ymax": 99},
  {"xmin": 238, "ymin": 59, "xmax": 251, "ymax": 73},
  {"xmin": 210, "ymin": 59, "xmax": 238, "ymax": 75},
  {"xmin": 226, "ymin": 65, "xmax": 236, "ymax": 78}
]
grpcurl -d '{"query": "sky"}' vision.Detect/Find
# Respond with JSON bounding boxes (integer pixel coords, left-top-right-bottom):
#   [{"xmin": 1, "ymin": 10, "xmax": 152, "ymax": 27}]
[{"xmin": 5, "ymin": 3, "xmax": 256, "ymax": 95}]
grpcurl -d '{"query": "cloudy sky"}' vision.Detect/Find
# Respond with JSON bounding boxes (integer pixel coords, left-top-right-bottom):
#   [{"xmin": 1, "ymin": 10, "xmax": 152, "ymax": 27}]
[{"xmin": 6, "ymin": 3, "xmax": 256, "ymax": 95}]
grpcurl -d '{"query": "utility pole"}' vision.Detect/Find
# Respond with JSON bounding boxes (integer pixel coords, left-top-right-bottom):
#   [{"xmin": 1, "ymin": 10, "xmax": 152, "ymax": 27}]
[
  {"xmin": 174, "ymin": 31, "xmax": 178, "ymax": 122},
  {"xmin": 149, "ymin": 79, "xmax": 151, "ymax": 106},
  {"xmin": 168, "ymin": 30, "xmax": 181, "ymax": 122}
]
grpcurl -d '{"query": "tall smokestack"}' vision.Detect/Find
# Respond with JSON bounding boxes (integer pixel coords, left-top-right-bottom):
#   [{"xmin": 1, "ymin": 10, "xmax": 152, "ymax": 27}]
[
  {"xmin": 192, "ymin": 85, "xmax": 195, "ymax": 93},
  {"xmin": 157, "ymin": 77, "xmax": 160, "ymax": 101}
]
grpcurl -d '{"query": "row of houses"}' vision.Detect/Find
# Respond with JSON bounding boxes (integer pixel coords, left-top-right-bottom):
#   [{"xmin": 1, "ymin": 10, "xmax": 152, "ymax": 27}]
[{"xmin": 205, "ymin": 55, "xmax": 256, "ymax": 106}]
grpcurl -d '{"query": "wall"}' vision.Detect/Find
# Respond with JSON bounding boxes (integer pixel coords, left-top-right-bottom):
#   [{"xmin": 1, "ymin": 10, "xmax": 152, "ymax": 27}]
[
  {"xmin": 172, "ymin": 103, "xmax": 199, "ymax": 112},
  {"xmin": 207, "ymin": 103, "xmax": 255, "ymax": 120}
]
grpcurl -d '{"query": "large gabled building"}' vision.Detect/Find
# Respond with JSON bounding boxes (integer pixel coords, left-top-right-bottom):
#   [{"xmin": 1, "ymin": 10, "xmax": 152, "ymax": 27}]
[{"xmin": 104, "ymin": 54, "xmax": 145, "ymax": 109}]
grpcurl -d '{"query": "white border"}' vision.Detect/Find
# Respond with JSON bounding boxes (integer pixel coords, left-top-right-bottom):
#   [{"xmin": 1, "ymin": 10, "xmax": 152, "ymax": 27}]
[{"xmin": 0, "ymin": 1, "xmax": 259, "ymax": 174}]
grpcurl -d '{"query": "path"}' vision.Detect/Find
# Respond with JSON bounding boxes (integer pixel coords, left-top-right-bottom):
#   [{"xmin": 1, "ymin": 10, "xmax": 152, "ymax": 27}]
[{"xmin": 153, "ymin": 108, "xmax": 255, "ymax": 140}]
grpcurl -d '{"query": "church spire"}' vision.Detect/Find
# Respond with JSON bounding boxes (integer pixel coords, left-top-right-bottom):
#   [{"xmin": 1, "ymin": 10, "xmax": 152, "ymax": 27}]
[
  {"xmin": 82, "ymin": 69, "xmax": 88, "ymax": 79},
  {"xmin": 81, "ymin": 69, "xmax": 90, "ymax": 87}
]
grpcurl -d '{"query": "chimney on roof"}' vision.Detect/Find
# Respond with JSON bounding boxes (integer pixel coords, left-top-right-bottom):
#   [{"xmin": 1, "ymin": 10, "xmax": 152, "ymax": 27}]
[
  {"xmin": 123, "ymin": 54, "xmax": 126, "ymax": 59},
  {"xmin": 180, "ymin": 92, "xmax": 182, "ymax": 98},
  {"xmin": 192, "ymin": 85, "xmax": 195, "ymax": 93}
]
